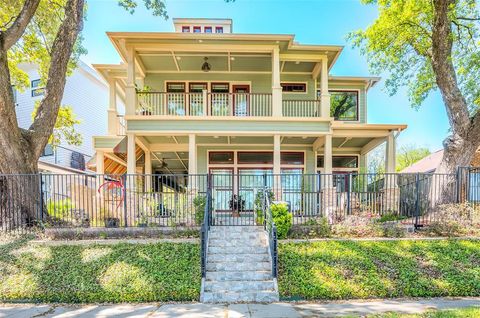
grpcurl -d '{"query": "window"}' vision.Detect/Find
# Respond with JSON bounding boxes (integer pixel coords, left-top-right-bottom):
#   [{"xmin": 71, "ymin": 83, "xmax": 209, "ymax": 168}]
[
  {"xmin": 211, "ymin": 83, "xmax": 229, "ymax": 93},
  {"xmin": 215, "ymin": 26, "xmax": 224, "ymax": 33},
  {"xmin": 31, "ymin": 79, "xmax": 45, "ymax": 97},
  {"xmin": 41, "ymin": 144, "xmax": 54, "ymax": 157},
  {"xmin": 209, "ymin": 152, "xmax": 234, "ymax": 164},
  {"xmin": 182, "ymin": 26, "xmax": 190, "ymax": 33},
  {"xmin": 204, "ymin": 26, "xmax": 212, "ymax": 33},
  {"xmin": 317, "ymin": 156, "xmax": 358, "ymax": 169},
  {"xmin": 166, "ymin": 82, "xmax": 185, "ymax": 92},
  {"xmin": 193, "ymin": 26, "xmax": 201, "ymax": 33},
  {"xmin": 238, "ymin": 152, "xmax": 273, "ymax": 164},
  {"xmin": 11, "ymin": 86, "xmax": 17, "ymax": 104},
  {"xmin": 189, "ymin": 83, "xmax": 207, "ymax": 92},
  {"xmin": 281, "ymin": 83, "xmax": 306, "ymax": 93},
  {"xmin": 318, "ymin": 90, "xmax": 359, "ymax": 121},
  {"xmin": 281, "ymin": 152, "xmax": 304, "ymax": 165}
]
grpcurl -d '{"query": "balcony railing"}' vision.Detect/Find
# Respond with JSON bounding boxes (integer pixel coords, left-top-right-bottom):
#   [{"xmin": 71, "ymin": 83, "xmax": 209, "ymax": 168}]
[
  {"xmin": 282, "ymin": 100, "xmax": 321, "ymax": 117},
  {"xmin": 137, "ymin": 92, "xmax": 272, "ymax": 117},
  {"xmin": 117, "ymin": 115, "xmax": 126, "ymax": 136}
]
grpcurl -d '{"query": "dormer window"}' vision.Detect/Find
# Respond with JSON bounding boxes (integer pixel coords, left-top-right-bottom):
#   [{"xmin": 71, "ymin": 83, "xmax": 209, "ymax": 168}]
[
  {"xmin": 193, "ymin": 26, "xmax": 201, "ymax": 33},
  {"xmin": 215, "ymin": 26, "xmax": 224, "ymax": 33},
  {"xmin": 182, "ymin": 26, "xmax": 190, "ymax": 33},
  {"xmin": 204, "ymin": 26, "xmax": 212, "ymax": 33}
]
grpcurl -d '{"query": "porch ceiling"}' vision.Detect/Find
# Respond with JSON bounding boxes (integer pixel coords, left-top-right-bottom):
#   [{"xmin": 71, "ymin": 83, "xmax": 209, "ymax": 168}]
[{"xmin": 332, "ymin": 137, "xmax": 375, "ymax": 148}]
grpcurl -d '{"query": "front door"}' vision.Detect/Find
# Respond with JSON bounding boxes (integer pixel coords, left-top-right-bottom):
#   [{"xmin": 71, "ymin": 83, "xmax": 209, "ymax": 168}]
[{"xmin": 232, "ymin": 85, "xmax": 250, "ymax": 116}]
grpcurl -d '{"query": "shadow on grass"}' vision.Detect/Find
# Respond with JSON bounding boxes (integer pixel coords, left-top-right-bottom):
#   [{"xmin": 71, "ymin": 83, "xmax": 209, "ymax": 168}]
[
  {"xmin": 0, "ymin": 239, "xmax": 201, "ymax": 303},
  {"xmin": 278, "ymin": 239, "xmax": 480, "ymax": 301}
]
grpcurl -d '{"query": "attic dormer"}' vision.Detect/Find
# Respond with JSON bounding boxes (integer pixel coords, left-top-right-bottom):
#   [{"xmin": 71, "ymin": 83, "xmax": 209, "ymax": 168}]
[{"xmin": 172, "ymin": 18, "xmax": 233, "ymax": 34}]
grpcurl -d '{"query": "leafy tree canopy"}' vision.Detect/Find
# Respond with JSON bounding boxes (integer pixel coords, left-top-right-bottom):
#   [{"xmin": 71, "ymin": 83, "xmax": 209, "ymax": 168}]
[
  {"xmin": 1, "ymin": 0, "xmax": 168, "ymax": 148},
  {"xmin": 396, "ymin": 144, "xmax": 431, "ymax": 172},
  {"xmin": 348, "ymin": 0, "xmax": 480, "ymax": 113}
]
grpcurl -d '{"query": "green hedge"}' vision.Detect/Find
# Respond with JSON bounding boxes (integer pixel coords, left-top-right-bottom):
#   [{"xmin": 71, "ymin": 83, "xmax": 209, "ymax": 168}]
[
  {"xmin": 0, "ymin": 240, "xmax": 200, "ymax": 303},
  {"xmin": 279, "ymin": 239, "xmax": 480, "ymax": 300}
]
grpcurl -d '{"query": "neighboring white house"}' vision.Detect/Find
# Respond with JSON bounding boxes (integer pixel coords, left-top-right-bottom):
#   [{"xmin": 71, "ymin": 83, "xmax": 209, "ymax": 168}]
[{"xmin": 14, "ymin": 60, "xmax": 109, "ymax": 172}]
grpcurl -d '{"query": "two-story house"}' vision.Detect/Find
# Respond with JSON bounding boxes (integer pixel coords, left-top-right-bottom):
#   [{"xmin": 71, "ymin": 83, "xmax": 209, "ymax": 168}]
[
  {"xmin": 90, "ymin": 18, "xmax": 407, "ymax": 214},
  {"xmin": 15, "ymin": 60, "xmax": 109, "ymax": 173}
]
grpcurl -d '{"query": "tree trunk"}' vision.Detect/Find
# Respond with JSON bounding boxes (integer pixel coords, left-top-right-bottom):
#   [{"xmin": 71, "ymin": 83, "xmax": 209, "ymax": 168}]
[{"xmin": 0, "ymin": 0, "xmax": 85, "ymax": 230}]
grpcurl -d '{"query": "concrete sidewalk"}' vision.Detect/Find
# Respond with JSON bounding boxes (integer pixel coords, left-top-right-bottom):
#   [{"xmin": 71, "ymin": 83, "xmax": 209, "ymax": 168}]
[{"xmin": 0, "ymin": 298, "xmax": 479, "ymax": 318}]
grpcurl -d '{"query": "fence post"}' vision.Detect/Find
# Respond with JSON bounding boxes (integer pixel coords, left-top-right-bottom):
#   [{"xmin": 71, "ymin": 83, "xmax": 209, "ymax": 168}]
[
  {"xmin": 38, "ymin": 172, "xmax": 44, "ymax": 222},
  {"xmin": 414, "ymin": 173, "xmax": 420, "ymax": 229},
  {"xmin": 123, "ymin": 174, "xmax": 128, "ymax": 228},
  {"xmin": 347, "ymin": 173, "xmax": 352, "ymax": 215},
  {"xmin": 456, "ymin": 167, "xmax": 462, "ymax": 204}
]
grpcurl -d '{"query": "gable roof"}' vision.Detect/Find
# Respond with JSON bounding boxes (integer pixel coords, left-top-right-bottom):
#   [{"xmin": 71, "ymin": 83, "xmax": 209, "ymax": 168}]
[{"xmin": 400, "ymin": 150, "xmax": 443, "ymax": 173}]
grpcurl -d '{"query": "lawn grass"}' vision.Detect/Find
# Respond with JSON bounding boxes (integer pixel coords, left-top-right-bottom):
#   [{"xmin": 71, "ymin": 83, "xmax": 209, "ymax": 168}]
[
  {"xmin": 0, "ymin": 239, "xmax": 200, "ymax": 303},
  {"xmin": 372, "ymin": 307, "xmax": 480, "ymax": 317},
  {"xmin": 279, "ymin": 239, "xmax": 480, "ymax": 300}
]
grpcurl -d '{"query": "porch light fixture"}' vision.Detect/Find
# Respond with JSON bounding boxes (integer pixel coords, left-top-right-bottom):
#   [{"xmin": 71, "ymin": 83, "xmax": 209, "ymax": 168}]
[{"xmin": 201, "ymin": 57, "xmax": 211, "ymax": 72}]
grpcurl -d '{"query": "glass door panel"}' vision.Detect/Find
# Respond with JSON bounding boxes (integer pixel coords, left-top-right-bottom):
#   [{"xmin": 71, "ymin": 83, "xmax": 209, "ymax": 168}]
[
  {"xmin": 233, "ymin": 85, "xmax": 250, "ymax": 116},
  {"xmin": 210, "ymin": 169, "xmax": 233, "ymax": 212},
  {"xmin": 238, "ymin": 169, "xmax": 273, "ymax": 211},
  {"xmin": 188, "ymin": 83, "xmax": 207, "ymax": 116}
]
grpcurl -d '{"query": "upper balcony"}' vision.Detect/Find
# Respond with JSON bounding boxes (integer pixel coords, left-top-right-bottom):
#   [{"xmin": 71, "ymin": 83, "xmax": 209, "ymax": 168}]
[{"xmin": 136, "ymin": 91, "xmax": 323, "ymax": 118}]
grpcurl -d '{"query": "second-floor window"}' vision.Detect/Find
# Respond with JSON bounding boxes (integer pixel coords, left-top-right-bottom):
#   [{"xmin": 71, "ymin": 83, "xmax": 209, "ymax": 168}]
[
  {"xmin": 31, "ymin": 79, "xmax": 45, "ymax": 97},
  {"xmin": 318, "ymin": 90, "xmax": 359, "ymax": 121},
  {"xmin": 281, "ymin": 83, "xmax": 307, "ymax": 93},
  {"xmin": 215, "ymin": 26, "xmax": 224, "ymax": 33},
  {"xmin": 193, "ymin": 26, "xmax": 201, "ymax": 33},
  {"xmin": 182, "ymin": 26, "xmax": 190, "ymax": 33},
  {"xmin": 204, "ymin": 26, "xmax": 212, "ymax": 33}
]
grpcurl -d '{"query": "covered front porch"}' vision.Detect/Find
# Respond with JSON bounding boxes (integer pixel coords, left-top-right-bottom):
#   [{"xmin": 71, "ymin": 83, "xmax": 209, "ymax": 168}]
[{"xmin": 89, "ymin": 123, "xmax": 405, "ymax": 225}]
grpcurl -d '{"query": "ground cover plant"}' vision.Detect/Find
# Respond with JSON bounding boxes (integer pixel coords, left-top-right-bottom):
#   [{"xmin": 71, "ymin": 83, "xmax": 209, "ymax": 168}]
[
  {"xmin": 279, "ymin": 239, "xmax": 480, "ymax": 300},
  {"xmin": 369, "ymin": 307, "xmax": 480, "ymax": 318},
  {"xmin": 0, "ymin": 239, "xmax": 200, "ymax": 303}
]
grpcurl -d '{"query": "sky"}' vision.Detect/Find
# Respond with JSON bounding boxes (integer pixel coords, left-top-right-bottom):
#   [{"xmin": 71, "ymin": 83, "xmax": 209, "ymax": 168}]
[{"xmin": 81, "ymin": 0, "xmax": 451, "ymax": 151}]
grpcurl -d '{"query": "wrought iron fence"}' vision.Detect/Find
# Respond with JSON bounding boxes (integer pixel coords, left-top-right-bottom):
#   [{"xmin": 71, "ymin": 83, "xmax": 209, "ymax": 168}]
[{"xmin": 1, "ymin": 168, "xmax": 479, "ymax": 233}]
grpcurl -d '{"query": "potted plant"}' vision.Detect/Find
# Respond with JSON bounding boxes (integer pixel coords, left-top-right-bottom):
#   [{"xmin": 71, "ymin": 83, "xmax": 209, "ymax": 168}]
[
  {"xmin": 102, "ymin": 208, "xmax": 120, "ymax": 228},
  {"xmin": 229, "ymin": 195, "xmax": 245, "ymax": 217},
  {"xmin": 137, "ymin": 215, "xmax": 148, "ymax": 228},
  {"xmin": 136, "ymin": 85, "xmax": 153, "ymax": 115}
]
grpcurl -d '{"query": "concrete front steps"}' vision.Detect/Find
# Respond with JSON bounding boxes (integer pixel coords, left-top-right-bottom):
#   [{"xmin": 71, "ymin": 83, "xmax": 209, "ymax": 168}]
[{"xmin": 200, "ymin": 226, "xmax": 279, "ymax": 303}]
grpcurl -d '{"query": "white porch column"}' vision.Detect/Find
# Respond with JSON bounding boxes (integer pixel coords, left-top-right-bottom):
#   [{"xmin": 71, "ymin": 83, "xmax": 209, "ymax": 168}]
[
  {"xmin": 323, "ymin": 134, "xmax": 333, "ymax": 175},
  {"xmin": 273, "ymin": 134, "xmax": 282, "ymax": 200},
  {"xmin": 96, "ymin": 150, "xmax": 105, "ymax": 175},
  {"xmin": 271, "ymin": 47, "xmax": 282, "ymax": 117},
  {"xmin": 125, "ymin": 46, "xmax": 136, "ymax": 116},
  {"xmin": 273, "ymin": 135, "xmax": 281, "ymax": 175},
  {"xmin": 384, "ymin": 131, "xmax": 399, "ymax": 211},
  {"xmin": 322, "ymin": 134, "xmax": 336, "ymax": 223},
  {"xmin": 188, "ymin": 134, "xmax": 197, "ymax": 175},
  {"xmin": 127, "ymin": 133, "xmax": 136, "ymax": 175},
  {"xmin": 107, "ymin": 79, "xmax": 118, "ymax": 135},
  {"xmin": 385, "ymin": 131, "xmax": 396, "ymax": 174},
  {"xmin": 145, "ymin": 150, "xmax": 152, "ymax": 191},
  {"xmin": 320, "ymin": 57, "xmax": 331, "ymax": 118}
]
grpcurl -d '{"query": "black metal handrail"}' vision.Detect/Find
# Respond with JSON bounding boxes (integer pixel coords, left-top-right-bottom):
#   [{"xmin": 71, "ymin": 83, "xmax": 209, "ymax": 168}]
[
  {"xmin": 263, "ymin": 186, "xmax": 278, "ymax": 278},
  {"xmin": 200, "ymin": 176, "xmax": 212, "ymax": 278}
]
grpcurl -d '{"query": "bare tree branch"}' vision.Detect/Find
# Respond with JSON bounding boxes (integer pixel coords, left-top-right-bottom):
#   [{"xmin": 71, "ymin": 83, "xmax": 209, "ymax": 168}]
[
  {"xmin": 29, "ymin": 0, "xmax": 85, "ymax": 158},
  {"xmin": 0, "ymin": 0, "xmax": 41, "ymax": 50}
]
